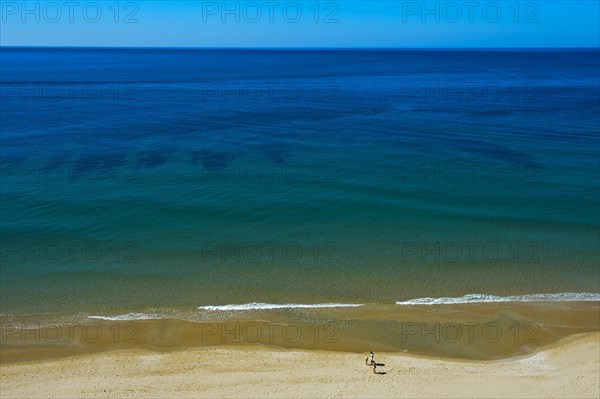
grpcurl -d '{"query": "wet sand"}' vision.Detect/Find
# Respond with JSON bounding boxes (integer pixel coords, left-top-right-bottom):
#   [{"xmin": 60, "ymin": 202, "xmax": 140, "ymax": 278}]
[{"xmin": 2, "ymin": 301, "xmax": 599, "ymax": 361}]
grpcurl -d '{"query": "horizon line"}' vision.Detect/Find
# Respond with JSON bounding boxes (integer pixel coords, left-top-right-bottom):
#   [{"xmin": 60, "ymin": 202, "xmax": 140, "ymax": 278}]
[{"xmin": 1, "ymin": 45, "xmax": 599, "ymax": 51}]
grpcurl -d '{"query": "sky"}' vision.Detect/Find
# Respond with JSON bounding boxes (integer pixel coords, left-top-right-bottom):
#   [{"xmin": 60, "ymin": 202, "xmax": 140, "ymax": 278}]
[{"xmin": 0, "ymin": 1, "xmax": 599, "ymax": 48}]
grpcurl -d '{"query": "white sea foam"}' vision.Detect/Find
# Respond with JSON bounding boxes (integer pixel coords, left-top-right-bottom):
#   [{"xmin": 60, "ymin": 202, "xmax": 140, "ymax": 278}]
[
  {"xmin": 87, "ymin": 313, "xmax": 161, "ymax": 321},
  {"xmin": 198, "ymin": 303, "xmax": 364, "ymax": 311},
  {"xmin": 85, "ymin": 304, "xmax": 363, "ymax": 320},
  {"xmin": 396, "ymin": 293, "xmax": 600, "ymax": 305},
  {"xmin": 84, "ymin": 294, "xmax": 598, "ymax": 318}
]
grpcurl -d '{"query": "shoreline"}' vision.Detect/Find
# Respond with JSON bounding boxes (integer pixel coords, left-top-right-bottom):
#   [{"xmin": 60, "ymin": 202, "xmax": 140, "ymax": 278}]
[
  {"xmin": 2, "ymin": 300, "xmax": 599, "ymax": 362},
  {"xmin": 1, "ymin": 332, "xmax": 598, "ymax": 398}
]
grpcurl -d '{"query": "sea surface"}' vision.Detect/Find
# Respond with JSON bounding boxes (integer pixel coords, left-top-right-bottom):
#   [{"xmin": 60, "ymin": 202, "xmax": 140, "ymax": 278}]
[{"xmin": 1, "ymin": 48, "xmax": 599, "ymax": 359}]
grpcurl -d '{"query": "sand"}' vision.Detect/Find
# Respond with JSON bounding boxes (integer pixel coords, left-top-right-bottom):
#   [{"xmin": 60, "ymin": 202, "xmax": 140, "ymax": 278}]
[{"xmin": 1, "ymin": 333, "xmax": 598, "ymax": 398}]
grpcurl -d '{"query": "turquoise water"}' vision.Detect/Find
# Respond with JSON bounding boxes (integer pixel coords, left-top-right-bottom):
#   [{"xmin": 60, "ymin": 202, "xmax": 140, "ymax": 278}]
[{"xmin": 1, "ymin": 48, "xmax": 599, "ymax": 316}]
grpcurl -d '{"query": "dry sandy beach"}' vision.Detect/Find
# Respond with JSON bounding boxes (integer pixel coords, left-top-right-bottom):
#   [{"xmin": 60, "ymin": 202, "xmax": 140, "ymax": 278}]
[{"xmin": 1, "ymin": 333, "xmax": 598, "ymax": 399}]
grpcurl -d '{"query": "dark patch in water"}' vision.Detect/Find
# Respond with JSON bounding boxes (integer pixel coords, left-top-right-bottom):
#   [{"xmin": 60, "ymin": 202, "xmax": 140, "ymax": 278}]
[
  {"xmin": 260, "ymin": 142, "xmax": 288, "ymax": 164},
  {"xmin": 135, "ymin": 150, "xmax": 167, "ymax": 169},
  {"xmin": 190, "ymin": 150, "xmax": 232, "ymax": 172},
  {"xmin": 73, "ymin": 152, "xmax": 128, "ymax": 175},
  {"xmin": 453, "ymin": 138, "xmax": 538, "ymax": 167},
  {"xmin": 42, "ymin": 155, "xmax": 72, "ymax": 171}
]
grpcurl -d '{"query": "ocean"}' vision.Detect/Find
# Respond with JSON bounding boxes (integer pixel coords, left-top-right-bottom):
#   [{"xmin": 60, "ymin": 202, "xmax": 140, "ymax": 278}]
[{"xmin": 1, "ymin": 48, "xmax": 599, "ymax": 359}]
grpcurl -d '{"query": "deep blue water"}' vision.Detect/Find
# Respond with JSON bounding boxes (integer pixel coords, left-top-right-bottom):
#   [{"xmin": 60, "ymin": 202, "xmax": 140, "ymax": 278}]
[{"xmin": 1, "ymin": 48, "xmax": 599, "ymax": 315}]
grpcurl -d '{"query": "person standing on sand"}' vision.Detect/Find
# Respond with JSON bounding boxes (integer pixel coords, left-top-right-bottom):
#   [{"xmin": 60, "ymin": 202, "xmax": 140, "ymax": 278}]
[
  {"xmin": 366, "ymin": 351, "xmax": 377, "ymax": 373},
  {"xmin": 367, "ymin": 351, "xmax": 374, "ymax": 365}
]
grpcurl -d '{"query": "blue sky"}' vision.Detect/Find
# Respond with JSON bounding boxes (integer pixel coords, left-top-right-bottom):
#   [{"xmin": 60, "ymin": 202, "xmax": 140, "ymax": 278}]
[{"xmin": 1, "ymin": 1, "xmax": 598, "ymax": 47}]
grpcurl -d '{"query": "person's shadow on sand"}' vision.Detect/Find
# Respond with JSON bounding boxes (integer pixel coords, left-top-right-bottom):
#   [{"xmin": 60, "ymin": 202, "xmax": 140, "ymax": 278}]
[{"xmin": 374, "ymin": 364, "xmax": 386, "ymax": 374}]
